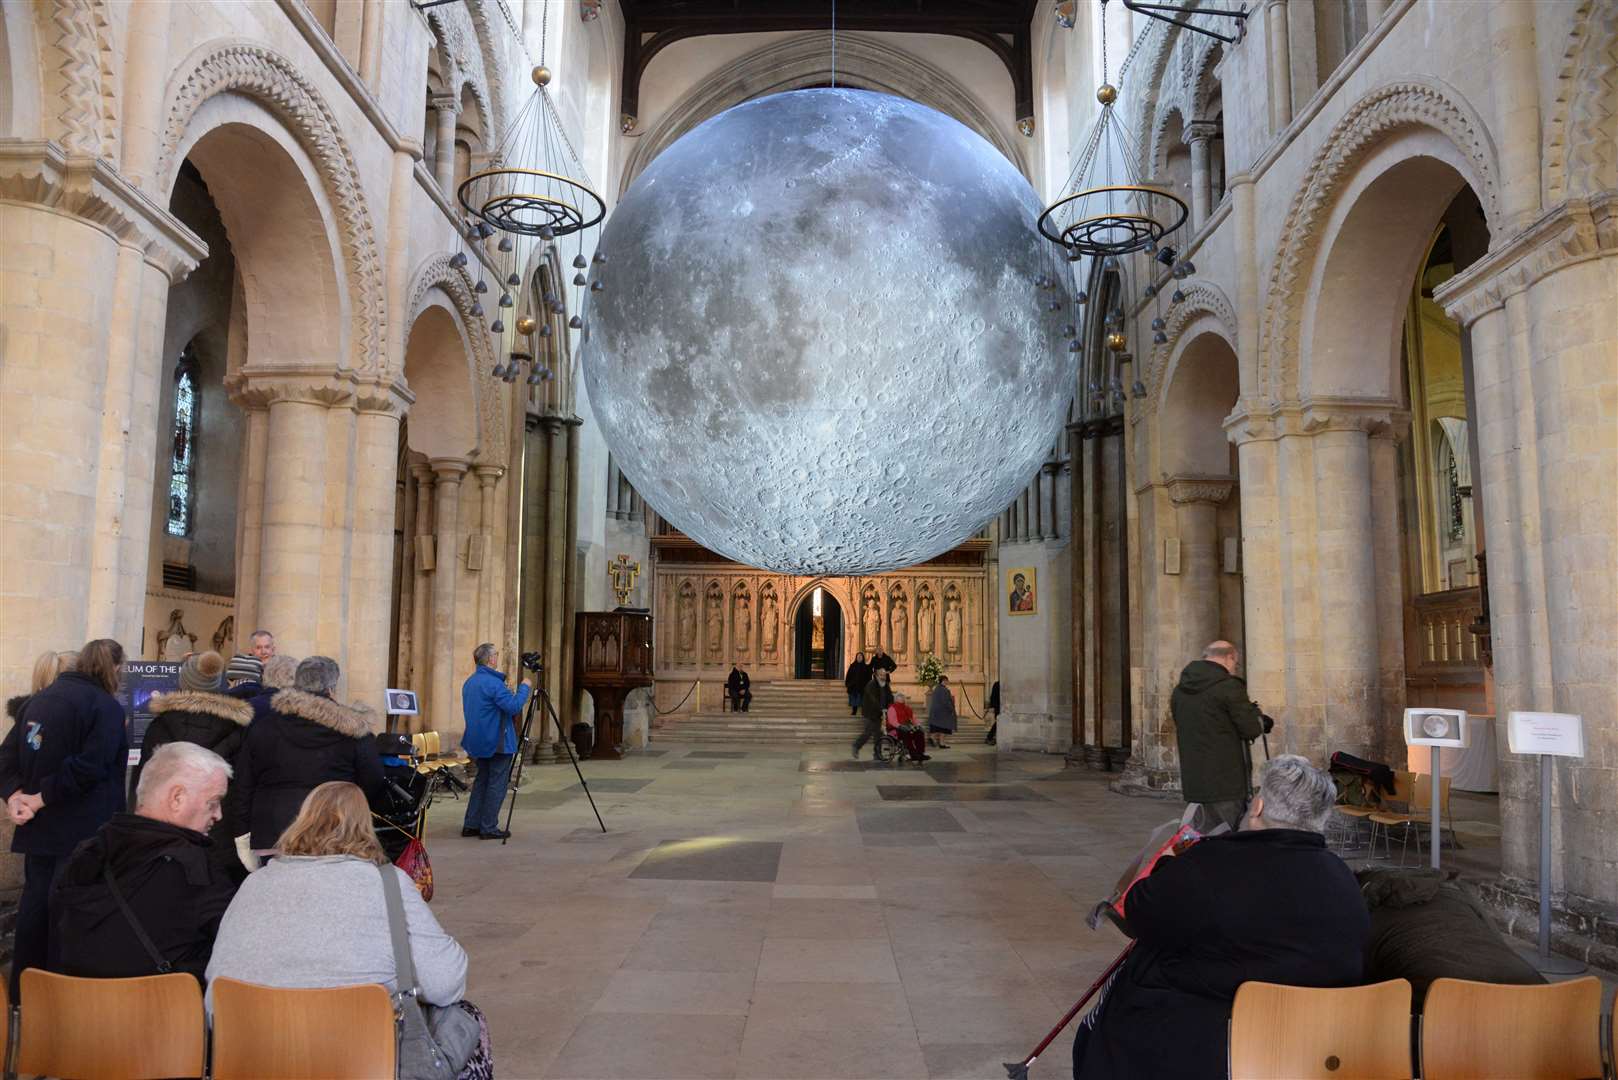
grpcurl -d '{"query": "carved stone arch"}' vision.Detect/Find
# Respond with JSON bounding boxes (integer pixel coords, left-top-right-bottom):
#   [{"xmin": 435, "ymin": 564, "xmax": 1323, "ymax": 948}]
[
  {"xmin": 1545, "ymin": 0, "xmax": 1618, "ymax": 203},
  {"xmin": 39, "ymin": 0, "xmax": 117, "ymax": 157},
  {"xmin": 156, "ymin": 40, "xmax": 386, "ymax": 375},
  {"xmin": 426, "ymin": 6, "xmax": 497, "ymax": 145},
  {"xmin": 1145, "ymin": 279, "xmax": 1239, "ymax": 413},
  {"xmin": 1188, "ymin": 38, "xmax": 1225, "ymax": 119},
  {"xmin": 462, "ymin": 0, "xmax": 509, "ymax": 144},
  {"xmin": 1121, "ymin": 18, "xmax": 1183, "ymax": 179},
  {"xmin": 1149, "ymin": 102, "xmax": 1189, "ymax": 178},
  {"xmin": 621, "ymin": 31, "xmax": 1027, "ymax": 190},
  {"xmin": 1257, "ymin": 79, "xmax": 1502, "ymax": 404},
  {"xmin": 404, "ymin": 254, "xmax": 505, "ymax": 461}
]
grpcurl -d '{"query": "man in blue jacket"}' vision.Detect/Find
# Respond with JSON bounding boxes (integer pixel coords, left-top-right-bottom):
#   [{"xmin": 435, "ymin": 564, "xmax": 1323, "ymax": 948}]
[{"xmin": 459, "ymin": 643, "xmax": 532, "ymax": 840}]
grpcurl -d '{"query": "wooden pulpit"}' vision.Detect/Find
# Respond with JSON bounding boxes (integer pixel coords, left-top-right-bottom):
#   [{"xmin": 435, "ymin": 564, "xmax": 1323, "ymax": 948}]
[{"xmin": 573, "ymin": 609, "xmax": 653, "ymax": 760}]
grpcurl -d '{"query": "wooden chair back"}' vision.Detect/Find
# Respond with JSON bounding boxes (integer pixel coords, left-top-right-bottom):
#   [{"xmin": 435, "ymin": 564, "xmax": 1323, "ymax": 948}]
[
  {"xmin": 1388, "ymin": 769, "xmax": 1416, "ymax": 807},
  {"xmin": 17, "ymin": 969, "xmax": 205, "ymax": 1079},
  {"xmin": 1409, "ymin": 772, "xmax": 1452, "ymax": 816},
  {"xmin": 211, "ymin": 977, "xmax": 396, "ymax": 1079},
  {"xmin": 1230, "ymin": 979, "xmax": 1413, "ymax": 1079},
  {"xmin": 1421, "ymin": 976, "xmax": 1604, "ymax": 1079}
]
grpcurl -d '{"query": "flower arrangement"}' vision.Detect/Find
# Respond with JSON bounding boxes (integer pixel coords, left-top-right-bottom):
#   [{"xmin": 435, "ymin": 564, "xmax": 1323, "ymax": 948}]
[{"xmin": 916, "ymin": 653, "xmax": 945, "ymax": 688}]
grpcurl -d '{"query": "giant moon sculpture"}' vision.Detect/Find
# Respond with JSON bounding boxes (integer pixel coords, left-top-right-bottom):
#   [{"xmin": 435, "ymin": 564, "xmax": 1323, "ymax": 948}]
[{"xmin": 580, "ymin": 88, "xmax": 1074, "ymax": 574}]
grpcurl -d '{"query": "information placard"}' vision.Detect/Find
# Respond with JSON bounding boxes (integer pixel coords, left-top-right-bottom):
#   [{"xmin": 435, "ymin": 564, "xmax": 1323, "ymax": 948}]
[
  {"xmin": 1404, "ymin": 707, "xmax": 1468, "ymax": 748},
  {"xmin": 1507, "ymin": 711, "xmax": 1585, "ymax": 758},
  {"xmin": 118, "ymin": 661, "xmax": 181, "ymax": 765}
]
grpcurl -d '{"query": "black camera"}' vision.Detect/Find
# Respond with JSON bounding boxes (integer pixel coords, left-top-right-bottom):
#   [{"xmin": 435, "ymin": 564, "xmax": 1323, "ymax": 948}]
[{"xmin": 519, "ymin": 650, "xmax": 543, "ymax": 673}]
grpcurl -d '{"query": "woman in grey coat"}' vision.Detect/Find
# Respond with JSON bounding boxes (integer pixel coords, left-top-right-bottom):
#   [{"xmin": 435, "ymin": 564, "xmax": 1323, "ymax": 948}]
[{"xmin": 926, "ymin": 676, "xmax": 958, "ymax": 748}]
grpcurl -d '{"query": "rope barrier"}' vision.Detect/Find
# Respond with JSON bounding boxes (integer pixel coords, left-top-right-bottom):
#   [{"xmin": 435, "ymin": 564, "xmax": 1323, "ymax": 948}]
[{"xmin": 653, "ymin": 680, "xmax": 699, "ymax": 715}]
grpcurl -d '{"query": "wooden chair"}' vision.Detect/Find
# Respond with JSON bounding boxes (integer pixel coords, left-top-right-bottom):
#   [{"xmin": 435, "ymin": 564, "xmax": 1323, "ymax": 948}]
[
  {"xmin": 210, "ymin": 977, "xmax": 395, "ymax": 1080},
  {"xmin": 16, "ymin": 969, "xmax": 205, "ymax": 1080},
  {"xmin": 1421, "ymin": 976, "xmax": 1604, "ymax": 1080},
  {"xmin": 1368, "ymin": 771, "xmax": 1455, "ymax": 864},
  {"xmin": 1229, "ymin": 978, "xmax": 1413, "ymax": 1079}
]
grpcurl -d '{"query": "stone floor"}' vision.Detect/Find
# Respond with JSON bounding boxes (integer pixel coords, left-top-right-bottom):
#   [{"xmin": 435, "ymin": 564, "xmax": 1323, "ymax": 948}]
[
  {"xmin": 424, "ymin": 743, "xmax": 1161, "ymax": 1079},
  {"xmin": 422, "ymin": 746, "xmax": 1613, "ymax": 1078}
]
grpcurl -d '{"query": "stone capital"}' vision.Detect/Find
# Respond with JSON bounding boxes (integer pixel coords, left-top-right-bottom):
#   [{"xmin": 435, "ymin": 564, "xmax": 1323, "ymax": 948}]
[
  {"xmin": 430, "ymin": 93, "xmax": 461, "ymax": 114},
  {"xmin": 1165, "ymin": 474, "xmax": 1235, "ymax": 506},
  {"xmin": 409, "ymin": 460, "xmax": 437, "ymax": 484},
  {"xmin": 354, "ymin": 377, "xmax": 415, "ymax": 419},
  {"xmin": 229, "ymin": 371, "xmax": 357, "ymax": 410},
  {"xmin": 473, "ymin": 464, "xmax": 506, "ymax": 487},
  {"xmin": 1185, "ymin": 120, "xmax": 1220, "ymax": 144},
  {"xmin": 429, "ymin": 457, "xmax": 472, "ymax": 483},
  {"xmin": 1225, "ymin": 397, "xmax": 1409, "ymax": 443},
  {"xmin": 1433, "ymin": 192, "xmax": 1618, "ymax": 327},
  {"xmin": 0, "ymin": 141, "xmax": 207, "ymax": 284}
]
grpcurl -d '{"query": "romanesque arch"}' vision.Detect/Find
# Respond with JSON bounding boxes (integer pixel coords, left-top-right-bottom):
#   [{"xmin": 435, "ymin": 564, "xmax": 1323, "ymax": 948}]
[
  {"xmin": 1544, "ymin": 0, "xmax": 1618, "ymax": 204},
  {"xmin": 1257, "ymin": 79, "xmax": 1502, "ymax": 405},
  {"xmin": 156, "ymin": 40, "xmax": 386, "ymax": 375},
  {"xmin": 620, "ymin": 31, "xmax": 1027, "ymax": 189},
  {"xmin": 404, "ymin": 253, "xmax": 504, "ymax": 462},
  {"xmin": 0, "ymin": 0, "xmax": 44, "ymax": 139},
  {"xmin": 1142, "ymin": 279, "xmax": 1238, "ymax": 411}
]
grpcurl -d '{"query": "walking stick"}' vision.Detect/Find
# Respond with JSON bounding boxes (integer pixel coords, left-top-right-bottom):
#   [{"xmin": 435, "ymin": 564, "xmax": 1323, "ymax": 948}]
[{"xmin": 1004, "ymin": 941, "xmax": 1135, "ymax": 1080}]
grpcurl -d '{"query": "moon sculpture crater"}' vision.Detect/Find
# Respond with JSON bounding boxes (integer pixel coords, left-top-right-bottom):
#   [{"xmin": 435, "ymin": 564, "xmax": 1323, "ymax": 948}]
[{"xmin": 580, "ymin": 88, "xmax": 1074, "ymax": 574}]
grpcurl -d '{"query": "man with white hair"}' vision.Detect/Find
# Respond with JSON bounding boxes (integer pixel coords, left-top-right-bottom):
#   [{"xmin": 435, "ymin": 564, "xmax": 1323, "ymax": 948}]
[
  {"xmin": 1170, "ymin": 639, "xmax": 1273, "ymax": 832},
  {"xmin": 1072, "ymin": 755, "xmax": 1368, "ymax": 1079},
  {"xmin": 53, "ymin": 742, "xmax": 239, "ymax": 981}
]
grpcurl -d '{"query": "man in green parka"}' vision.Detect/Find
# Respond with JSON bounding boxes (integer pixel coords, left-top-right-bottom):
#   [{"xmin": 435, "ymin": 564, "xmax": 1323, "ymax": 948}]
[{"xmin": 1171, "ymin": 640, "xmax": 1273, "ymax": 832}]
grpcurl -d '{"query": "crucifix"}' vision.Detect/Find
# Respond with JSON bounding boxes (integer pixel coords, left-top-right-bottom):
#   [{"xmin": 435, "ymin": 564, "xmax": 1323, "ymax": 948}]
[{"xmin": 608, "ymin": 553, "xmax": 641, "ymax": 606}]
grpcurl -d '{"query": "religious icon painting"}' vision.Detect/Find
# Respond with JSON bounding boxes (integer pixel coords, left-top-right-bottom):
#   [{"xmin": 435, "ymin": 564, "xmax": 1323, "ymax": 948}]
[{"xmin": 1008, "ymin": 568, "xmax": 1037, "ymax": 615}]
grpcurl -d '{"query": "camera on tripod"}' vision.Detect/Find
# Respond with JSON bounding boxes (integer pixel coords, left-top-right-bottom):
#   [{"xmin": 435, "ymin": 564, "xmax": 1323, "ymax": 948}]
[{"xmin": 519, "ymin": 650, "xmax": 543, "ymax": 673}]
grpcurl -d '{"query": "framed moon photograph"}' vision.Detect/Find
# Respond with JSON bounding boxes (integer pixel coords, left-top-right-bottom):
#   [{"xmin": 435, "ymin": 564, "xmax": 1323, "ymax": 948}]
[
  {"xmin": 1008, "ymin": 568, "xmax": 1037, "ymax": 616},
  {"xmin": 384, "ymin": 689, "xmax": 420, "ymax": 716}
]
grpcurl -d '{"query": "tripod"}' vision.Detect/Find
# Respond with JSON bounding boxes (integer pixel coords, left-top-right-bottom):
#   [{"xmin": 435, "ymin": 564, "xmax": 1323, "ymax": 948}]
[{"xmin": 500, "ymin": 667, "xmax": 606, "ymax": 842}]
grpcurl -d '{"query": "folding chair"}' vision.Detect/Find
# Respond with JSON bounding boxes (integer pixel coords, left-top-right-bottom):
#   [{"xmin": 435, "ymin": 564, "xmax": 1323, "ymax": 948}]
[
  {"xmin": 1229, "ymin": 978, "xmax": 1413, "ymax": 1079},
  {"xmin": 210, "ymin": 977, "xmax": 395, "ymax": 1080},
  {"xmin": 17, "ymin": 970, "xmax": 205, "ymax": 1080},
  {"xmin": 1420, "ymin": 976, "xmax": 1604, "ymax": 1080}
]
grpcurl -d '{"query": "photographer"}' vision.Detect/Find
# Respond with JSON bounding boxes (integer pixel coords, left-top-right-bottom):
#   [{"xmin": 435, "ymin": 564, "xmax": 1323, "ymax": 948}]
[
  {"xmin": 1072, "ymin": 756, "xmax": 1368, "ymax": 1079},
  {"xmin": 1170, "ymin": 640, "xmax": 1272, "ymax": 832},
  {"xmin": 459, "ymin": 644, "xmax": 532, "ymax": 841}
]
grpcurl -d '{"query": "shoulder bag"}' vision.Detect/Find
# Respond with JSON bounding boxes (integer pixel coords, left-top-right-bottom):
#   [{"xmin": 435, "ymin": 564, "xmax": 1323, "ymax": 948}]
[
  {"xmin": 376, "ymin": 864, "xmax": 481, "ymax": 1079},
  {"xmin": 104, "ymin": 862, "xmax": 174, "ymax": 974}
]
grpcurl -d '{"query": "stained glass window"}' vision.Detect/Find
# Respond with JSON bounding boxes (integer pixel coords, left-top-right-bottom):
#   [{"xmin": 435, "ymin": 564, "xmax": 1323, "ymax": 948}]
[{"xmin": 166, "ymin": 350, "xmax": 198, "ymax": 537}]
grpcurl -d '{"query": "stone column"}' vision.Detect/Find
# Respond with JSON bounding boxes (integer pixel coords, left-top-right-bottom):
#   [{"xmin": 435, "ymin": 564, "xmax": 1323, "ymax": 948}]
[
  {"xmin": 1308, "ymin": 413, "xmax": 1392, "ymax": 761},
  {"xmin": 257, "ymin": 384, "xmax": 346, "ymax": 658},
  {"xmin": 1265, "ymin": 0, "xmax": 1293, "ymax": 132},
  {"xmin": 408, "ymin": 462, "xmax": 435, "ymax": 724},
  {"xmin": 431, "ymin": 95, "xmax": 459, "ymax": 201},
  {"xmin": 347, "ymin": 387, "xmax": 407, "ymax": 712},
  {"xmin": 1226, "ymin": 408, "xmax": 1286, "ymax": 749},
  {"xmin": 428, "ymin": 458, "xmax": 469, "ymax": 737},
  {"xmin": 1486, "ymin": 0, "xmax": 1543, "ymax": 231},
  {"xmin": 1186, "ymin": 121, "xmax": 1217, "ymax": 230},
  {"xmin": 474, "ymin": 464, "xmax": 504, "ymax": 645},
  {"xmin": 1364, "ymin": 0, "xmax": 1390, "ymax": 22},
  {"xmin": 1167, "ymin": 476, "xmax": 1233, "ymax": 662},
  {"xmin": 233, "ymin": 402, "xmax": 270, "ymax": 640}
]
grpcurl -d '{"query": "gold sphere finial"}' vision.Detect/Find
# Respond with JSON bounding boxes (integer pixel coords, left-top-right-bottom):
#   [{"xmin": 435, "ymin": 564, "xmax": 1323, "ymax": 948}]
[
  {"xmin": 516, "ymin": 315, "xmax": 539, "ymax": 336},
  {"xmin": 1105, "ymin": 331, "xmax": 1128, "ymax": 353},
  {"xmin": 1096, "ymin": 83, "xmax": 1118, "ymax": 106},
  {"xmin": 532, "ymin": 65, "xmax": 552, "ymax": 87}
]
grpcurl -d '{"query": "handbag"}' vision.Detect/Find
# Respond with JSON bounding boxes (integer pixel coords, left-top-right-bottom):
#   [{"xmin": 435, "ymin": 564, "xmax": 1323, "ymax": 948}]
[
  {"xmin": 377, "ymin": 864, "xmax": 481, "ymax": 1080},
  {"xmin": 396, "ymin": 836, "xmax": 434, "ymax": 902},
  {"xmin": 104, "ymin": 863, "xmax": 173, "ymax": 974}
]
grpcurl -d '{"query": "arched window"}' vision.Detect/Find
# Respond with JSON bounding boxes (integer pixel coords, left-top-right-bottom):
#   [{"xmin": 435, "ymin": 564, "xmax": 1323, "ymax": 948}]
[{"xmin": 166, "ymin": 347, "xmax": 199, "ymax": 537}]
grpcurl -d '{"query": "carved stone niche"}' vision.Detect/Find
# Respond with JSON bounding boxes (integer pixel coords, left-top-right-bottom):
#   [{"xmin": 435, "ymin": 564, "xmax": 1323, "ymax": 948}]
[{"xmin": 1165, "ymin": 474, "xmax": 1235, "ymax": 506}]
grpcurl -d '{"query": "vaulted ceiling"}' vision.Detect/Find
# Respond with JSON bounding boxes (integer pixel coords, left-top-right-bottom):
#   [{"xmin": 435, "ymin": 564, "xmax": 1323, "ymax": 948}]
[{"xmin": 616, "ymin": 0, "xmax": 1042, "ymax": 130}]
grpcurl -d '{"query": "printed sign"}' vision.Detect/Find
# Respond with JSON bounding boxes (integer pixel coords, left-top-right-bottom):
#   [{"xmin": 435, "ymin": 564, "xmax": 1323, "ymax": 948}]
[
  {"xmin": 384, "ymin": 689, "xmax": 420, "ymax": 716},
  {"xmin": 1404, "ymin": 707, "xmax": 1468, "ymax": 748},
  {"xmin": 118, "ymin": 661, "xmax": 181, "ymax": 751},
  {"xmin": 1506, "ymin": 711, "xmax": 1584, "ymax": 758}
]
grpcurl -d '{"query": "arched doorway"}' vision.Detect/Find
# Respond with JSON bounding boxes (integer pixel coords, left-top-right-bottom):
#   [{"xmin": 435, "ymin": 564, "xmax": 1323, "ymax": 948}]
[{"xmin": 792, "ymin": 586, "xmax": 842, "ymax": 679}]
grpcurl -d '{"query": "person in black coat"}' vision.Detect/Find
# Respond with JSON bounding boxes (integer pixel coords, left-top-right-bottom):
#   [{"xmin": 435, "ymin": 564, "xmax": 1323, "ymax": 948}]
[
  {"xmin": 1072, "ymin": 755, "xmax": 1369, "ymax": 1079},
  {"xmin": 985, "ymin": 680, "xmax": 1001, "ymax": 744},
  {"xmin": 851, "ymin": 667, "xmax": 894, "ymax": 760},
  {"xmin": 0, "ymin": 639, "xmax": 129, "ymax": 996},
  {"xmin": 868, "ymin": 650, "xmax": 897, "ymax": 675},
  {"xmin": 54, "ymin": 742, "xmax": 238, "ymax": 982},
  {"xmin": 245, "ymin": 653, "xmax": 300, "ymax": 726},
  {"xmin": 1170, "ymin": 641, "xmax": 1271, "ymax": 832},
  {"xmin": 844, "ymin": 653, "xmax": 871, "ymax": 716},
  {"xmin": 233, "ymin": 655, "xmax": 383, "ymax": 851},
  {"xmin": 135, "ymin": 651, "xmax": 253, "ymax": 882},
  {"xmin": 725, "ymin": 664, "xmax": 752, "ymax": 712}
]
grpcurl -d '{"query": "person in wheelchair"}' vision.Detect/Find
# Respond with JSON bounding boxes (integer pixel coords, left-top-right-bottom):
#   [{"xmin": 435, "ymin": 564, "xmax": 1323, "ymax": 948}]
[{"xmin": 884, "ymin": 693, "xmax": 929, "ymax": 765}]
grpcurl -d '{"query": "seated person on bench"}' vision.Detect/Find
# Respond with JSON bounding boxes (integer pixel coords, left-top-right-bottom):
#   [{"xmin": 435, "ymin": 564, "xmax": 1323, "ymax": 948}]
[
  {"xmin": 1072, "ymin": 755, "xmax": 1369, "ymax": 1079},
  {"xmin": 725, "ymin": 663, "xmax": 751, "ymax": 713}
]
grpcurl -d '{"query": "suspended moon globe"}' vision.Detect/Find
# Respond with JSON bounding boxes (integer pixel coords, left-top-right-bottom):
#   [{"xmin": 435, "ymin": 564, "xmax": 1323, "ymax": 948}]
[{"xmin": 580, "ymin": 88, "xmax": 1074, "ymax": 574}]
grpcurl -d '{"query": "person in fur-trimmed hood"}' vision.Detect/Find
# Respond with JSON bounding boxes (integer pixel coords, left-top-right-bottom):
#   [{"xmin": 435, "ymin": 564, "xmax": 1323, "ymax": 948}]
[
  {"xmin": 232, "ymin": 656, "xmax": 384, "ymax": 851},
  {"xmin": 136, "ymin": 652, "xmax": 254, "ymax": 880}
]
